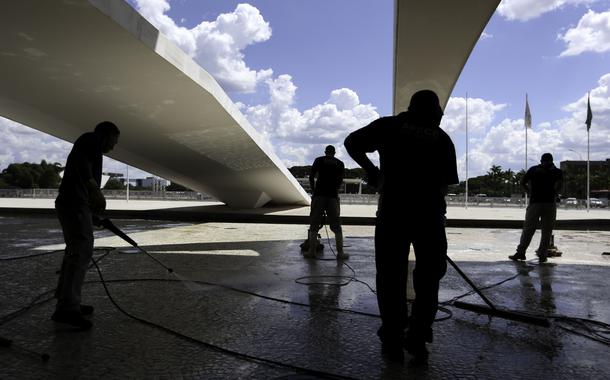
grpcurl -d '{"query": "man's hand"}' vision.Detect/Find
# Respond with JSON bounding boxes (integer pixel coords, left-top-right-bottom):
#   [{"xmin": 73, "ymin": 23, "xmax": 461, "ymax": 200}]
[{"xmin": 87, "ymin": 180, "xmax": 106, "ymax": 214}]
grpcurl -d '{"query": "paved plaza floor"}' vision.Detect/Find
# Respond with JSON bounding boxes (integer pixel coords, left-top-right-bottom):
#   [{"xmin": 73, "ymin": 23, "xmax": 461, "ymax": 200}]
[{"xmin": 1, "ymin": 214, "xmax": 609, "ymax": 379}]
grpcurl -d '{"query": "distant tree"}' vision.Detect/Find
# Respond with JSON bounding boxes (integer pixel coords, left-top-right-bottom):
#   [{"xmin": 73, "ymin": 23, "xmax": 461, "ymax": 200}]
[
  {"xmin": 166, "ymin": 182, "xmax": 190, "ymax": 191},
  {"xmin": 103, "ymin": 178, "xmax": 125, "ymax": 190},
  {"xmin": 0, "ymin": 160, "xmax": 63, "ymax": 189},
  {"xmin": 288, "ymin": 166, "xmax": 311, "ymax": 178}
]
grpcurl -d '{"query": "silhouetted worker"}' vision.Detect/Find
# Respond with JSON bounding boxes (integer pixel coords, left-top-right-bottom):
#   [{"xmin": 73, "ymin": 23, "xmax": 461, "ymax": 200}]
[
  {"xmin": 510, "ymin": 153, "xmax": 563, "ymax": 263},
  {"xmin": 344, "ymin": 90, "xmax": 458, "ymax": 364},
  {"xmin": 306, "ymin": 145, "xmax": 348, "ymax": 259},
  {"xmin": 52, "ymin": 121, "xmax": 120, "ymax": 330}
]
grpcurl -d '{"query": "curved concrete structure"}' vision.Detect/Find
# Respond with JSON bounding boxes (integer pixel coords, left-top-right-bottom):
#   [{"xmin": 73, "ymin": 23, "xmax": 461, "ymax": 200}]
[
  {"xmin": 394, "ymin": 0, "xmax": 500, "ymax": 113},
  {"xmin": 0, "ymin": 0, "xmax": 498, "ymax": 208},
  {"xmin": 0, "ymin": 0, "xmax": 310, "ymax": 208}
]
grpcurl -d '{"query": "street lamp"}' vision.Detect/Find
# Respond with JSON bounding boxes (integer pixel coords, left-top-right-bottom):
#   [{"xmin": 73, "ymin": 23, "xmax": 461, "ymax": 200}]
[{"xmin": 568, "ymin": 149, "xmax": 583, "ymax": 160}]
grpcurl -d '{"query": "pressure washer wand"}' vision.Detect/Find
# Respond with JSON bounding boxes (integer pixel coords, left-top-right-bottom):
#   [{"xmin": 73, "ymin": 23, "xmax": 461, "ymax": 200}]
[
  {"xmin": 446, "ymin": 255, "xmax": 550, "ymax": 327},
  {"xmin": 99, "ymin": 218, "xmax": 173, "ymax": 273},
  {"xmin": 446, "ymin": 255, "xmax": 496, "ymax": 310}
]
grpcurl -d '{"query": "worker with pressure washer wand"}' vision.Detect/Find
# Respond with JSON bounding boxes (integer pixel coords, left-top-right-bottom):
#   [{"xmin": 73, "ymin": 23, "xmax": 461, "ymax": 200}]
[
  {"xmin": 345, "ymin": 90, "xmax": 459, "ymax": 365},
  {"xmin": 52, "ymin": 121, "xmax": 120, "ymax": 330}
]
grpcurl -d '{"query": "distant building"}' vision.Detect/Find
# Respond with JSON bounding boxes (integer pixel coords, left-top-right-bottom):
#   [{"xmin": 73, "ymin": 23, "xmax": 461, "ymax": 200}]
[
  {"xmin": 136, "ymin": 177, "xmax": 170, "ymax": 190},
  {"xmin": 559, "ymin": 159, "xmax": 610, "ymax": 198}
]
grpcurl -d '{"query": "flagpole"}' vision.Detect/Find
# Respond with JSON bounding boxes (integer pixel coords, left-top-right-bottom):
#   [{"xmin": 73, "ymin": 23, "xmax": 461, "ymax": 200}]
[
  {"xmin": 525, "ymin": 93, "xmax": 529, "ymax": 207},
  {"xmin": 587, "ymin": 127, "xmax": 590, "ymax": 212},
  {"xmin": 126, "ymin": 164, "xmax": 130, "ymax": 203},
  {"xmin": 585, "ymin": 91, "xmax": 592, "ymax": 213},
  {"xmin": 465, "ymin": 93, "xmax": 469, "ymax": 209}
]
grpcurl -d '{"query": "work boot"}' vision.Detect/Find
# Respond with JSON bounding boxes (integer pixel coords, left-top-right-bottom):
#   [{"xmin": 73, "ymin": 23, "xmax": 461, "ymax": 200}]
[
  {"xmin": 334, "ymin": 231, "xmax": 349, "ymax": 260},
  {"xmin": 378, "ymin": 327, "xmax": 404, "ymax": 364},
  {"xmin": 509, "ymin": 250, "xmax": 526, "ymax": 261},
  {"xmin": 303, "ymin": 230, "xmax": 317, "ymax": 258},
  {"xmin": 404, "ymin": 330, "xmax": 429, "ymax": 367},
  {"xmin": 52, "ymin": 310, "xmax": 92, "ymax": 330},
  {"xmin": 537, "ymin": 250, "xmax": 548, "ymax": 264}
]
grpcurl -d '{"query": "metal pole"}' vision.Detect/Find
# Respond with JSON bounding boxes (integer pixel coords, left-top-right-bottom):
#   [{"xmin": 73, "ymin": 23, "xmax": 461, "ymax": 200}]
[
  {"xmin": 126, "ymin": 164, "xmax": 129, "ymax": 202},
  {"xmin": 465, "ymin": 93, "xmax": 469, "ymax": 209},
  {"xmin": 587, "ymin": 129, "xmax": 590, "ymax": 212}
]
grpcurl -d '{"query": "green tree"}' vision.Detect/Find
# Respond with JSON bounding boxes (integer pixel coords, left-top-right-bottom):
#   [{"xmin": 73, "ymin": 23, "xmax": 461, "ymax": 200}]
[
  {"xmin": 0, "ymin": 160, "xmax": 63, "ymax": 188},
  {"xmin": 166, "ymin": 182, "xmax": 190, "ymax": 191},
  {"xmin": 103, "ymin": 178, "xmax": 125, "ymax": 190}
]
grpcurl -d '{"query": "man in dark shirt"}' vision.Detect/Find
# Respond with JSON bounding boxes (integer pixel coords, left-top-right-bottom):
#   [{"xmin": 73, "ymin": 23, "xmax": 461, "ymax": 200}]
[
  {"xmin": 510, "ymin": 153, "xmax": 563, "ymax": 263},
  {"xmin": 52, "ymin": 121, "xmax": 120, "ymax": 330},
  {"xmin": 345, "ymin": 90, "xmax": 458, "ymax": 364},
  {"xmin": 306, "ymin": 145, "xmax": 347, "ymax": 259}
]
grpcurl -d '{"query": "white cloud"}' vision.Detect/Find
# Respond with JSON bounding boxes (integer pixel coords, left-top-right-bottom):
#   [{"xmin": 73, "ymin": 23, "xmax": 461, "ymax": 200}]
[
  {"xmin": 559, "ymin": 9, "xmax": 610, "ymax": 56},
  {"xmin": 458, "ymin": 72, "xmax": 610, "ymax": 178},
  {"xmin": 0, "ymin": 118, "xmax": 71, "ymax": 170},
  {"xmin": 0, "ymin": 117, "xmax": 151, "ymax": 179},
  {"xmin": 441, "ymin": 97, "xmax": 506, "ymax": 134},
  {"xmin": 134, "ymin": 0, "xmax": 272, "ymax": 92},
  {"xmin": 497, "ymin": 0, "xmax": 594, "ymax": 22},
  {"xmin": 241, "ymin": 76, "xmax": 379, "ymax": 166}
]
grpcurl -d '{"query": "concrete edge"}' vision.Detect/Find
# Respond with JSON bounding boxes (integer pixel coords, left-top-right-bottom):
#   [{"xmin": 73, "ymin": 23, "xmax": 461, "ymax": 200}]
[{"xmin": 1, "ymin": 207, "xmax": 609, "ymax": 231}]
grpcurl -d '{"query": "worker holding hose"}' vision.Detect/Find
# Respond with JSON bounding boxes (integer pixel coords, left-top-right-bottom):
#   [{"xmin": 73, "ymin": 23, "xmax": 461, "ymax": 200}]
[
  {"xmin": 345, "ymin": 90, "xmax": 458, "ymax": 364},
  {"xmin": 52, "ymin": 121, "xmax": 120, "ymax": 330}
]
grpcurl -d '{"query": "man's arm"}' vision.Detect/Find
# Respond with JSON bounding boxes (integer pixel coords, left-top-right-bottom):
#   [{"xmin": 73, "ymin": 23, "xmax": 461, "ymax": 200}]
[
  {"xmin": 554, "ymin": 170, "xmax": 564, "ymax": 195},
  {"xmin": 521, "ymin": 170, "xmax": 531, "ymax": 194},
  {"xmin": 336, "ymin": 161, "xmax": 345, "ymax": 189},
  {"xmin": 344, "ymin": 119, "xmax": 382, "ymax": 187},
  {"xmin": 309, "ymin": 159, "xmax": 319, "ymax": 193},
  {"xmin": 73, "ymin": 138, "xmax": 106, "ymax": 214}
]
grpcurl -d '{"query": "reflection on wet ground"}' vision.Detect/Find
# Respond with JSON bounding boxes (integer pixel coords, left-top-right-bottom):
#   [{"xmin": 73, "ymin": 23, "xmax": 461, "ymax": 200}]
[{"xmin": 1, "ymin": 216, "xmax": 609, "ymax": 379}]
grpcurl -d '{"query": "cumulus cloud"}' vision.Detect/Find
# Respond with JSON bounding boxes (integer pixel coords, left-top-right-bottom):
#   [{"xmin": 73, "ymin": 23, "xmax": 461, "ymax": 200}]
[
  {"xmin": 455, "ymin": 72, "xmax": 610, "ymax": 178},
  {"xmin": 497, "ymin": 0, "xmax": 594, "ymax": 22},
  {"xmin": 441, "ymin": 97, "xmax": 506, "ymax": 134},
  {"xmin": 559, "ymin": 9, "xmax": 610, "ymax": 56},
  {"xmin": 240, "ymin": 75, "xmax": 379, "ymax": 166},
  {"xmin": 134, "ymin": 0, "xmax": 272, "ymax": 92},
  {"xmin": 0, "ymin": 117, "xmax": 152, "ymax": 179},
  {"xmin": 0, "ymin": 118, "xmax": 72, "ymax": 170}
]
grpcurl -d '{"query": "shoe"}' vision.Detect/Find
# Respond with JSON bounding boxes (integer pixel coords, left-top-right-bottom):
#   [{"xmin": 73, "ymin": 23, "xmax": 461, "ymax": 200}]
[
  {"xmin": 80, "ymin": 305, "xmax": 94, "ymax": 316},
  {"xmin": 404, "ymin": 336, "xmax": 428, "ymax": 367},
  {"xmin": 538, "ymin": 255, "xmax": 548, "ymax": 264},
  {"xmin": 381, "ymin": 341, "xmax": 404, "ymax": 363},
  {"xmin": 336, "ymin": 250, "xmax": 349, "ymax": 260},
  {"xmin": 52, "ymin": 310, "xmax": 92, "ymax": 330},
  {"xmin": 334, "ymin": 231, "xmax": 348, "ymax": 260},
  {"xmin": 509, "ymin": 252, "xmax": 526, "ymax": 261}
]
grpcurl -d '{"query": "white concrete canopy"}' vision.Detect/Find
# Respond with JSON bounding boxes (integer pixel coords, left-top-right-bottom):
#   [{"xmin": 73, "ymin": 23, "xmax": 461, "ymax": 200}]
[
  {"xmin": 394, "ymin": 0, "xmax": 500, "ymax": 113},
  {"xmin": 0, "ymin": 0, "xmax": 310, "ymax": 208},
  {"xmin": 0, "ymin": 0, "xmax": 498, "ymax": 208}
]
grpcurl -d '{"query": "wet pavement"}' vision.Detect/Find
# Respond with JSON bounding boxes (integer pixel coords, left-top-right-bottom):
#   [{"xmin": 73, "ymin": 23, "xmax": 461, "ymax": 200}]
[{"xmin": 1, "ymin": 215, "xmax": 609, "ymax": 379}]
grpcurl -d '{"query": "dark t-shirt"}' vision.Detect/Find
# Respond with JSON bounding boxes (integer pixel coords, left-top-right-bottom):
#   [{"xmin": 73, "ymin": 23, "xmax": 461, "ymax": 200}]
[
  {"xmin": 524, "ymin": 164, "xmax": 563, "ymax": 203},
  {"xmin": 345, "ymin": 112, "xmax": 459, "ymax": 214},
  {"xmin": 56, "ymin": 132, "xmax": 103, "ymax": 207},
  {"xmin": 310, "ymin": 156, "xmax": 345, "ymax": 198}
]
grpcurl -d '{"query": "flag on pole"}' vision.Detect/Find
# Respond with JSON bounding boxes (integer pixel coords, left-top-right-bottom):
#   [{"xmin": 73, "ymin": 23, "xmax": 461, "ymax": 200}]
[
  {"xmin": 524, "ymin": 94, "xmax": 532, "ymax": 128},
  {"xmin": 585, "ymin": 92, "xmax": 592, "ymax": 131}
]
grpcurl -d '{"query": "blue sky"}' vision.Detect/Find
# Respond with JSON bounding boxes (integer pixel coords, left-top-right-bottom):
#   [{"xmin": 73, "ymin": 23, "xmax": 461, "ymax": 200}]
[{"xmin": 1, "ymin": 0, "xmax": 609, "ymax": 181}]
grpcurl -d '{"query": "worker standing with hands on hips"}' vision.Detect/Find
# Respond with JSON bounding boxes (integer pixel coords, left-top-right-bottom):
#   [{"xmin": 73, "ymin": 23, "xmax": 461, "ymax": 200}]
[{"xmin": 345, "ymin": 90, "xmax": 458, "ymax": 364}]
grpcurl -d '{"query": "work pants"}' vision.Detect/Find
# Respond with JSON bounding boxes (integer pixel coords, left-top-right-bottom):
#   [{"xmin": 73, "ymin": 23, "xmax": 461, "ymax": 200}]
[
  {"xmin": 375, "ymin": 207, "xmax": 447, "ymax": 343},
  {"xmin": 55, "ymin": 203, "xmax": 94, "ymax": 312},
  {"xmin": 517, "ymin": 202, "xmax": 557, "ymax": 256},
  {"xmin": 309, "ymin": 196, "xmax": 342, "ymax": 234}
]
